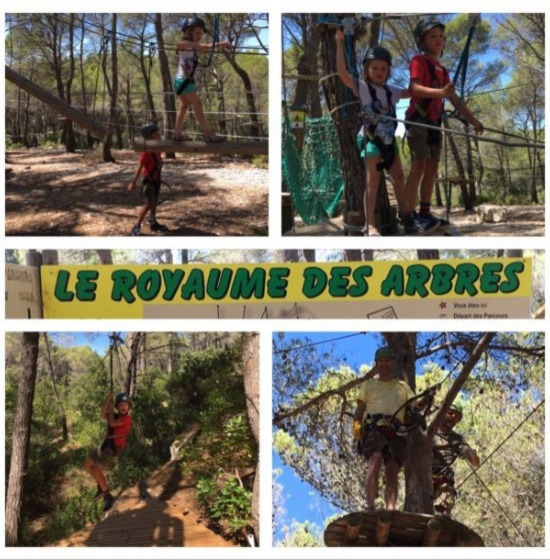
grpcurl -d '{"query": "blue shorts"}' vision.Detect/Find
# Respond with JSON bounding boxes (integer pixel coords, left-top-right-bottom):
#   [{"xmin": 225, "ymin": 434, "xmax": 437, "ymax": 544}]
[
  {"xmin": 173, "ymin": 76, "xmax": 196, "ymax": 95},
  {"xmin": 357, "ymin": 135, "xmax": 400, "ymax": 159}
]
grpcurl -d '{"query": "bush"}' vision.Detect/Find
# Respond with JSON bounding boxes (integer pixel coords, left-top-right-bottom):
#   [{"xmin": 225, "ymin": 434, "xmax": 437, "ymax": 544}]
[{"xmin": 196, "ymin": 476, "xmax": 252, "ymax": 536}]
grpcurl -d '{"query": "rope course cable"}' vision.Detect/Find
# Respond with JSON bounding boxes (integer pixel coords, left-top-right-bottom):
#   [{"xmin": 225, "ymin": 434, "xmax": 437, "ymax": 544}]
[
  {"xmin": 273, "ymin": 332, "xmax": 367, "ymax": 355},
  {"xmin": 465, "ymin": 459, "xmax": 534, "ymax": 546}
]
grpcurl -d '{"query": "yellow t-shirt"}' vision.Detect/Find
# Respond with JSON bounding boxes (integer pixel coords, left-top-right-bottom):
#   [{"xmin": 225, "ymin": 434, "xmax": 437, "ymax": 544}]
[{"xmin": 357, "ymin": 378, "xmax": 415, "ymax": 422}]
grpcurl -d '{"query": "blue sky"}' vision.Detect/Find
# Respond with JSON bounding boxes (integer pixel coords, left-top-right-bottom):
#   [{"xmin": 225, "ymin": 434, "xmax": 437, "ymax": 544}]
[
  {"xmin": 272, "ymin": 331, "xmax": 388, "ymax": 542},
  {"xmin": 48, "ymin": 332, "xmax": 116, "ymax": 356}
]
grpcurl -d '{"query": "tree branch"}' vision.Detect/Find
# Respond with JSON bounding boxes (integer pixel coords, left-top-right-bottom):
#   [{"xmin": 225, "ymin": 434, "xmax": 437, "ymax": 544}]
[{"xmin": 427, "ymin": 332, "xmax": 496, "ymax": 439}]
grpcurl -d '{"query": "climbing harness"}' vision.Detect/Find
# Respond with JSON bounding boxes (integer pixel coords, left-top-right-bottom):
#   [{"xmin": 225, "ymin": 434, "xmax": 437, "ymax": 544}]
[
  {"xmin": 362, "ymin": 83, "xmax": 398, "ymax": 171},
  {"xmin": 176, "ymin": 15, "xmax": 220, "ymax": 95}
]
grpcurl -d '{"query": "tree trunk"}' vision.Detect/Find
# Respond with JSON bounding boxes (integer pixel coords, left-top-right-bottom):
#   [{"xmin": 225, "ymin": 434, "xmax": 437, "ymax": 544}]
[
  {"xmin": 319, "ymin": 21, "xmax": 364, "ymax": 217},
  {"xmin": 283, "ymin": 249, "xmax": 300, "ymax": 262},
  {"xmin": 154, "ymin": 13, "xmax": 176, "ymax": 158},
  {"xmin": 42, "ymin": 333, "xmax": 69, "ymax": 441},
  {"xmin": 302, "ymin": 250, "xmax": 316, "ymax": 262},
  {"xmin": 102, "ymin": 14, "xmax": 118, "ymax": 163},
  {"xmin": 293, "ymin": 14, "xmax": 321, "ymax": 118},
  {"xmin": 79, "ymin": 18, "xmax": 94, "ymax": 149},
  {"xmin": 5, "ymin": 332, "xmax": 40, "ymax": 546},
  {"xmin": 224, "ymin": 55, "xmax": 261, "ymax": 139},
  {"xmin": 97, "ymin": 249, "xmax": 113, "ymax": 264},
  {"xmin": 242, "ymin": 333, "xmax": 260, "ymax": 544},
  {"xmin": 344, "ymin": 249, "xmax": 362, "ymax": 262},
  {"xmin": 64, "ymin": 14, "xmax": 77, "ymax": 153}
]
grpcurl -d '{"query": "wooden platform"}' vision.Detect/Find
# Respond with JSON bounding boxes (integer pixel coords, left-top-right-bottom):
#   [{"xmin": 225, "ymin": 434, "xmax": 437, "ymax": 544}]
[
  {"xmin": 133, "ymin": 138, "xmax": 268, "ymax": 156},
  {"xmin": 324, "ymin": 510, "xmax": 484, "ymax": 547}
]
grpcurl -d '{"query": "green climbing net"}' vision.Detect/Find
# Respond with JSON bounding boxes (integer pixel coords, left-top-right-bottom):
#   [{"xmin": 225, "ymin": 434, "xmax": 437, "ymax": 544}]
[{"xmin": 282, "ymin": 116, "xmax": 345, "ymax": 225}]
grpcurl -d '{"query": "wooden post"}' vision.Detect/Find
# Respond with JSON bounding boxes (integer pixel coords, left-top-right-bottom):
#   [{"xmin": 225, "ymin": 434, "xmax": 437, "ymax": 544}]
[
  {"xmin": 342, "ymin": 513, "xmax": 363, "ymax": 544},
  {"xmin": 375, "ymin": 510, "xmax": 393, "ymax": 546},
  {"xmin": 347, "ymin": 211, "xmax": 363, "ymax": 236},
  {"xmin": 422, "ymin": 517, "xmax": 442, "ymax": 546},
  {"xmin": 6, "ymin": 66, "xmax": 107, "ymax": 139}
]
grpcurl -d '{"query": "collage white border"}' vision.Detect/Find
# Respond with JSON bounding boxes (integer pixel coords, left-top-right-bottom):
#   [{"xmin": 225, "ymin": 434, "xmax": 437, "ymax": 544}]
[{"xmin": 1, "ymin": 1, "xmax": 549, "ymax": 558}]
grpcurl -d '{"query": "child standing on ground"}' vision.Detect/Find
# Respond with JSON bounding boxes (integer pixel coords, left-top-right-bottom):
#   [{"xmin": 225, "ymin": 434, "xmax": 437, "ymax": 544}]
[
  {"xmin": 128, "ymin": 122, "xmax": 167, "ymax": 236},
  {"xmin": 335, "ymin": 30, "xmax": 410, "ymax": 236},
  {"xmin": 83, "ymin": 392, "xmax": 133, "ymax": 512},
  {"xmin": 403, "ymin": 18, "xmax": 483, "ymax": 234},
  {"xmin": 173, "ymin": 16, "xmax": 231, "ymax": 142}
]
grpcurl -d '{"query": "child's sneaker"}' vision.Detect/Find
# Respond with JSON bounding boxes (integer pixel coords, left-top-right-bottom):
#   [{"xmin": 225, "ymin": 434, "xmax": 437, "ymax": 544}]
[
  {"xmin": 403, "ymin": 212, "xmax": 439, "ymax": 235},
  {"xmin": 423, "ymin": 213, "xmax": 452, "ymax": 234},
  {"xmin": 417, "ymin": 212, "xmax": 442, "ymax": 234},
  {"xmin": 173, "ymin": 133, "xmax": 192, "ymax": 141},
  {"xmin": 148, "ymin": 219, "xmax": 169, "ymax": 232},
  {"xmin": 131, "ymin": 224, "xmax": 141, "ymax": 236},
  {"xmin": 103, "ymin": 493, "xmax": 115, "ymax": 512}
]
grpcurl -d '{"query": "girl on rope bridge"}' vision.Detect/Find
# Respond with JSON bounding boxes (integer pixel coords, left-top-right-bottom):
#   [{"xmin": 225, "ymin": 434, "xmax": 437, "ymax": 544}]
[
  {"xmin": 173, "ymin": 16, "xmax": 232, "ymax": 143},
  {"xmin": 335, "ymin": 30, "xmax": 411, "ymax": 237},
  {"xmin": 83, "ymin": 392, "xmax": 133, "ymax": 512},
  {"xmin": 404, "ymin": 18, "xmax": 484, "ymax": 234}
]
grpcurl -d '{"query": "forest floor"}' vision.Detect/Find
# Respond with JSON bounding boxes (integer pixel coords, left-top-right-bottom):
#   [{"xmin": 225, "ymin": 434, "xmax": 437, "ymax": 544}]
[
  {"xmin": 5, "ymin": 147, "xmax": 268, "ymax": 236},
  {"xmin": 287, "ymin": 205, "xmax": 545, "ymax": 237},
  {"xmin": 52, "ymin": 460, "xmax": 239, "ymax": 547}
]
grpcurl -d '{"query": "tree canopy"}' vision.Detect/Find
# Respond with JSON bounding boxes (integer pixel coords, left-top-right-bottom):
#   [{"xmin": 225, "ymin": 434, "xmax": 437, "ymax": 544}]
[{"xmin": 273, "ymin": 331, "xmax": 544, "ymax": 547}]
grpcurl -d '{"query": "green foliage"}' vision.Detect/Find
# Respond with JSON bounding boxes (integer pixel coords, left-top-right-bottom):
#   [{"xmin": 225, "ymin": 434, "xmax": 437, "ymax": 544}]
[
  {"xmin": 273, "ymin": 331, "xmax": 545, "ymax": 547},
  {"xmin": 196, "ymin": 476, "xmax": 252, "ymax": 535},
  {"xmin": 6, "ymin": 332, "xmax": 256, "ymax": 545}
]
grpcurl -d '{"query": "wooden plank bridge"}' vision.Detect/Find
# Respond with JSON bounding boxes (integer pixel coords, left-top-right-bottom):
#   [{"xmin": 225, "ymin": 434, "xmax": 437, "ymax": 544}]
[{"xmin": 324, "ymin": 510, "xmax": 484, "ymax": 547}]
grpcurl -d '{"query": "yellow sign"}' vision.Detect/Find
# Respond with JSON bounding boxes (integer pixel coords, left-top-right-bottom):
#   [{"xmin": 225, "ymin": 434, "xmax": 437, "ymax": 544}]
[{"xmin": 38, "ymin": 258, "xmax": 532, "ymax": 319}]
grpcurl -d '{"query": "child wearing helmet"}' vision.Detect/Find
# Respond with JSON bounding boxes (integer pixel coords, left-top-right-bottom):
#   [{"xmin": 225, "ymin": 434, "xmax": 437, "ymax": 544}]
[
  {"xmin": 173, "ymin": 16, "xmax": 232, "ymax": 142},
  {"xmin": 432, "ymin": 400, "xmax": 480, "ymax": 516},
  {"xmin": 335, "ymin": 30, "xmax": 410, "ymax": 236},
  {"xmin": 403, "ymin": 18, "xmax": 484, "ymax": 235},
  {"xmin": 352, "ymin": 346, "xmax": 417, "ymax": 510},
  {"xmin": 128, "ymin": 122, "xmax": 168, "ymax": 236},
  {"xmin": 83, "ymin": 392, "xmax": 133, "ymax": 512}
]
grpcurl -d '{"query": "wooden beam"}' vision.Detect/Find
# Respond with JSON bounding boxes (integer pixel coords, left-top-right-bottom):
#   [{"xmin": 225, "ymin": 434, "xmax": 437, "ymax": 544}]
[
  {"xmin": 422, "ymin": 518, "xmax": 441, "ymax": 546},
  {"xmin": 133, "ymin": 138, "xmax": 268, "ymax": 156},
  {"xmin": 342, "ymin": 513, "xmax": 362, "ymax": 544},
  {"xmin": 375, "ymin": 510, "xmax": 393, "ymax": 546},
  {"xmin": 6, "ymin": 66, "xmax": 107, "ymax": 139}
]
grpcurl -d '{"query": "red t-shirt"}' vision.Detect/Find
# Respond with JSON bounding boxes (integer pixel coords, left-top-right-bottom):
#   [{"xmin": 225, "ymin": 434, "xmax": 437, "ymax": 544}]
[
  {"xmin": 139, "ymin": 152, "xmax": 162, "ymax": 183},
  {"xmin": 406, "ymin": 54, "xmax": 450, "ymax": 122},
  {"xmin": 108, "ymin": 413, "xmax": 133, "ymax": 450}
]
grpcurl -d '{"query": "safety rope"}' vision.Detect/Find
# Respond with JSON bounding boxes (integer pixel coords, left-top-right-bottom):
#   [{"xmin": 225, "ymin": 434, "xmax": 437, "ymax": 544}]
[
  {"xmin": 455, "ymin": 398, "xmax": 545, "ymax": 491},
  {"xmin": 201, "ymin": 14, "xmax": 220, "ymax": 70},
  {"xmin": 466, "ymin": 462, "xmax": 533, "ymax": 546},
  {"xmin": 444, "ymin": 14, "xmax": 481, "ymax": 119}
]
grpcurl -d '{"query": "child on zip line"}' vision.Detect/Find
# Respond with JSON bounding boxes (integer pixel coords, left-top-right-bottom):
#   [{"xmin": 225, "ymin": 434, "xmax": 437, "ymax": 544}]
[
  {"xmin": 403, "ymin": 18, "xmax": 484, "ymax": 234},
  {"xmin": 128, "ymin": 122, "xmax": 167, "ymax": 236},
  {"xmin": 83, "ymin": 392, "xmax": 133, "ymax": 512},
  {"xmin": 335, "ymin": 30, "xmax": 423, "ymax": 236},
  {"xmin": 173, "ymin": 16, "xmax": 232, "ymax": 142}
]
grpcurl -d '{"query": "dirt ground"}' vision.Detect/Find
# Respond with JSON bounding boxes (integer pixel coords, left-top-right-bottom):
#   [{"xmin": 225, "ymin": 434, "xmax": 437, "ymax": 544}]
[
  {"xmin": 288, "ymin": 205, "xmax": 545, "ymax": 237},
  {"xmin": 5, "ymin": 148, "xmax": 268, "ymax": 236}
]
